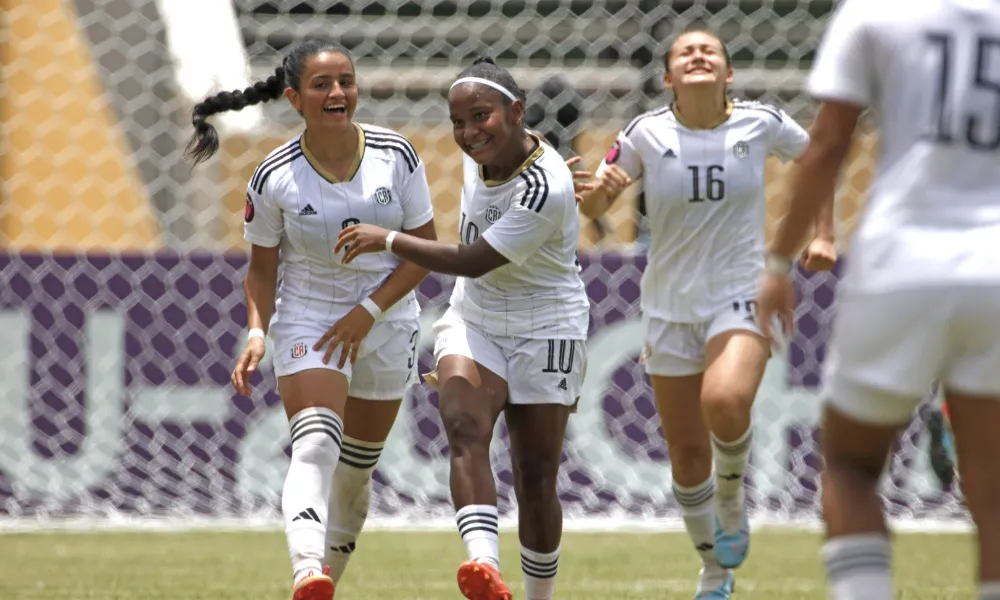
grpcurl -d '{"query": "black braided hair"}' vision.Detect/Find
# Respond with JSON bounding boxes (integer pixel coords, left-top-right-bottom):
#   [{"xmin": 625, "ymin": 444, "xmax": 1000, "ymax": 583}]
[
  {"xmin": 185, "ymin": 40, "xmax": 354, "ymax": 165},
  {"xmin": 452, "ymin": 56, "xmax": 527, "ymax": 105}
]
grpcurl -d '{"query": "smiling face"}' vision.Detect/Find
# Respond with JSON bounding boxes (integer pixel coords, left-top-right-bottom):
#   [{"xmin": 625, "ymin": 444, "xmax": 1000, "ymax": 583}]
[
  {"xmin": 664, "ymin": 30, "xmax": 733, "ymax": 99},
  {"xmin": 448, "ymin": 82, "xmax": 524, "ymax": 165},
  {"xmin": 284, "ymin": 50, "xmax": 358, "ymax": 131}
]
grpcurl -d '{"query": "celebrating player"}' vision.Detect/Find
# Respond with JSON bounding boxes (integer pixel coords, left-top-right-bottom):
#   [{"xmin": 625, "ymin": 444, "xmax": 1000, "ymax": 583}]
[
  {"xmin": 186, "ymin": 40, "xmax": 437, "ymax": 600},
  {"xmin": 579, "ymin": 25, "xmax": 835, "ymax": 598},
  {"xmin": 756, "ymin": 1, "xmax": 1000, "ymax": 598},
  {"xmin": 336, "ymin": 57, "xmax": 590, "ymax": 600}
]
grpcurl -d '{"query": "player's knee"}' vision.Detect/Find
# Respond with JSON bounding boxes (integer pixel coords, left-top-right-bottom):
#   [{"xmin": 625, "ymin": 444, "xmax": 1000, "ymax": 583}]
[
  {"xmin": 702, "ymin": 388, "xmax": 753, "ymax": 428},
  {"xmin": 441, "ymin": 410, "xmax": 492, "ymax": 456},
  {"xmin": 513, "ymin": 456, "xmax": 560, "ymax": 505},
  {"xmin": 666, "ymin": 437, "xmax": 713, "ymax": 477}
]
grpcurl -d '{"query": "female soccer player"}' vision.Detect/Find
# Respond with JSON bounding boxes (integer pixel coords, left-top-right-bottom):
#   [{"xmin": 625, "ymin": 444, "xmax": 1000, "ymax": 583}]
[
  {"xmin": 186, "ymin": 40, "xmax": 437, "ymax": 600},
  {"xmin": 579, "ymin": 25, "xmax": 835, "ymax": 598},
  {"xmin": 337, "ymin": 57, "xmax": 590, "ymax": 600},
  {"xmin": 758, "ymin": 1, "xmax": 1000, "ymax": 597}
]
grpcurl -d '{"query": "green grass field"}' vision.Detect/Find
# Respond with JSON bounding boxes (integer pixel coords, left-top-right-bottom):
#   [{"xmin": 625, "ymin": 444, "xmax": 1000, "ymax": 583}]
[{"xmin": 0, "ymin": 529, "xmax": 974, "ymax": 599}]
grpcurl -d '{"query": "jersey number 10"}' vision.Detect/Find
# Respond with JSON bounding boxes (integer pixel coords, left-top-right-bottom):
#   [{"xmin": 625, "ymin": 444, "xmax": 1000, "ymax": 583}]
[{"xmin": 925, "ymin": 32, "xmax": 1000, "ymax": 150}]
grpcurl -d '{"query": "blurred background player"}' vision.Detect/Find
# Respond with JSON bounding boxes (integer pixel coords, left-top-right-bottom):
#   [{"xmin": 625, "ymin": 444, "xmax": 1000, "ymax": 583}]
[
  {"xmin": 186, "ymin": 40, "xmax": 438, "ymax": 600},
  {"xmin": 579, "ymin": 25, "xmax": 836, "ymax": 598},
  {"xmin": 756, "ymin": 0, "xmax": 1000, "ymax": 598},
  {"xmin": 336, "ymin": 57, "xmax": 590, "ymax": 600}
]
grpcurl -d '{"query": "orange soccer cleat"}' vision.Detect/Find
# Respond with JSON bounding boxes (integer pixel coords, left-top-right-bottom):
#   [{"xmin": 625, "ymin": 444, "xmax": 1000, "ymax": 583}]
[
  {"xmin": 292, "ymin": 565, "xmax": 335, "ymax": 600},
  {"xmin": 456, "ymin": 560, "xmax": 513, "ymax": 600}
]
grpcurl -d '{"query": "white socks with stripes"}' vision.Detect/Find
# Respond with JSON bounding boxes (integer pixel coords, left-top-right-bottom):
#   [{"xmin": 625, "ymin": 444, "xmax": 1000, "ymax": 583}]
[
  {"xmin": 324, "ymin": 436, "xmax": 384, "ymax": 582},
  {"xmin": 456, "ymin": 504, "xmax": 501, "ymax": 570},
  {"xmin": 673, "ymin": 476, "xmax": 718, "ymax": 567},
  {"xmin": 712, "ymin": 425, "xmax": 753, "ymax": 534},
  {"xmin": 822, "ymin": 534, "xmax": 892, "ymax": 599},
  {"xmin": 283, "ymin": 407, "xmax": 344, "ymax": 585},
  {"xmin": 521, "ymin": 545, "xmax": 559, "ymax": 600}
]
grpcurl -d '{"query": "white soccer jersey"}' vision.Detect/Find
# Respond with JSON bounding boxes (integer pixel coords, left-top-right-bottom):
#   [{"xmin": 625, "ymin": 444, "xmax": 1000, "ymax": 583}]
[
  {"xmin": 448, "ymin": 137, "xmax": 590, "ymax": 340},
  {"xmin": 244, "ymin": 123, "xmax": 434, "ymax": 325},
  {"xmin": 810, "ymin": 0, "xmax": 1000, "ymax": 294},
  {"xmin": 597, "ymin": 100, "xmax": 809, "ymax": 322}
]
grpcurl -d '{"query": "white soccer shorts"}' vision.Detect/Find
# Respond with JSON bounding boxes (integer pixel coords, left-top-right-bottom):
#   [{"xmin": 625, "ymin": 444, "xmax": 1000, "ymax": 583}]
[
  {"xmin": 824, "ymin": 286, "xmax": 1000, "ymax": 425},
  {"xmin": 643, "ymin": 297, "xmax": 766, "ymax": 377},
  {"xmin": 269, "ymin": 317, "xmax": 420, "ymax": 400},
  {"xmin": 431, "ymin": 308, "xmax": 587, "ymax": 406}
]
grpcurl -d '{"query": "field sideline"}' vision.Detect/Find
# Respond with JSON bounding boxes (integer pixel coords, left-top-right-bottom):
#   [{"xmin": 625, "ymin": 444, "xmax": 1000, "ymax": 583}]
[{"xmin": 0, "ymin": 528, "xmax": 975, "ymax": 599}]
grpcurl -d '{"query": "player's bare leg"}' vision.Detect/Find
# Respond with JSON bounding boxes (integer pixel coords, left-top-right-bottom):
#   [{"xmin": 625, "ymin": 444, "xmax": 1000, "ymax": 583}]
[
  {"xmin": 279, "ymin": 370, "xmax": 349, "ymax": 600},
  {"xmin": 945, "ymin": 391, "xmax": 1000, "ymax": 598},
  {"xmin": 651, "ymin": 373, "xmax": 734, "ymax": 598},
  {"xmin": 437, "ymin": 355, "xmax": 513, "ymax": 600},
  {"xmin": 323, "ymin": 397, "xmax": 402, "ymax": 586},
  {"xmin": 819, "ymin": 401, "xmax": 904, "ymax": 600},
  {"xmin": 702, "ymin": 331, "xmax": 769, "ymax": 569},
  {"xmin": 505, "ymin": 402, "xmax": 573, "ymax": 600}
]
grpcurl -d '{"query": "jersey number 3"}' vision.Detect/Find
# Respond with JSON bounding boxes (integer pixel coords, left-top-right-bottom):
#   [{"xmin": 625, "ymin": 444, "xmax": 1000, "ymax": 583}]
[
  {"xmin": 925, "ymin": 32, "xmax": 1000, "ymax": 150},
  {"xmin": 687, "ymin": 165, "xmax": 725, "ymax": 203}
]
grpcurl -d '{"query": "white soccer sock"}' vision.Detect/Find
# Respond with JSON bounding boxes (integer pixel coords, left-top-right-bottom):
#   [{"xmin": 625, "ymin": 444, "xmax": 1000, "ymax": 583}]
[
  {"xmin": 712, "ymin": 425, "xmax": 753, "ymax": 535},
  {"xmin": 324, "ymin": 436, "xmax": 383, "ymax": 582},
  {"xmin": 283, "ymin": 407, "xmax": 344, "ymax": 584},
  {"xmin": 456, "ymin": 504, "xmax": 500, "ymax": 570},
  {"xmin": 520, "ymin": 545, "xmax": 559, "ymax": 600},
  {"xmin": 821, "ymin": 534, "xmax": 892, "ymax": 600},
  {"xmin": 673, "ymin": 476, "xmax": 718, "ymax": 568},
  {"xmin": 982, "ymin": 582, "xmax": 1000, "ymax": 600}
]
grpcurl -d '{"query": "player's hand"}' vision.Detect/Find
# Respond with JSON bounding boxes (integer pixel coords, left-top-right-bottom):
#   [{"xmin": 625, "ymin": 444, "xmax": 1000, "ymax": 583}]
[
  {"xmin": 800, "ymin": 238, "xmax": 837, "ymax": 271},
  {"xmin": 313, "ymin": 305, "xmax": 376, "ymax": 369},
  {"xmin": 565, "ymin": 156, "xmax": 594, "ymax": 204},
  {"xmin": 596, "ymin": 164, "xmax": 632, "ymax": 199},
  {"xmin": 756, "ymin": 272, "xmax": 796, "ymax": 344},
  {"xmin": 231, "ymin": 336, "xmax": 266, "ymax": 396},
  {"xmin": 336, "ymin": 224, "xmax": 391, "ymax": 264}
]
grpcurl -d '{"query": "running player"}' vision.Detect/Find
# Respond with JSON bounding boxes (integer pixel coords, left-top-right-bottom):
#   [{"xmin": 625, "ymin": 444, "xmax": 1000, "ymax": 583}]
[
  {"xmin": 336, "ymin": 57, "xmax": 589, "ymax": 600},
  {"xmin": 756, "ymin": 1, "xmax": 1000, "ymax": 598},
  {"xmin": 186, "ymin": 40, "xmax": 437, "ymax": 600},
  {"xmin": 578, "ymin": 25, "xmax": 835, "ymax": 598}
]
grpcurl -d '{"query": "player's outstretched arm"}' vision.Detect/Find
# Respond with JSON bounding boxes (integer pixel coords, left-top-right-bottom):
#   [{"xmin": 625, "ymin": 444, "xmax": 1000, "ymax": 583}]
[
  {"xmin": 335, "ymin": 224, "xmax": 510, "ymax": 278},
  {"xmin": 578, "ymin": 165, "xmax": 632, "ymax": 220},
  {"xmin": 232, "ymin": 244, "xmax": 279, "ymax": 396},
  {"xmin": 366, "ymin": 220, "xmax": 438, "ymax": 310}
]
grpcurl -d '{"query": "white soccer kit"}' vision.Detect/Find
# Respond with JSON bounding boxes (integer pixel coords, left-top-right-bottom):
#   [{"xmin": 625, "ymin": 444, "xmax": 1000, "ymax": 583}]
[
  {"xmin": 433, "ymin": 137, "xmax": 591, "ymax": 405},
  {"xmin": 597, "ymin": 100, "xmax": 809, "ymax": 376},
  {"xmin": 244, "ymin": 123, "xmax": 434, "ymax": 399},
  {"xmin": 811, "ymin": 0, "xmax": 1000, "ymax": 423}
]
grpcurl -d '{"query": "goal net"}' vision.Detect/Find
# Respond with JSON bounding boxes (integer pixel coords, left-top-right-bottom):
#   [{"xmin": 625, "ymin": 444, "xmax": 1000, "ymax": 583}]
[{"xmin": 0, "ymin": 0, "xmax": 963, "ymax": 530}]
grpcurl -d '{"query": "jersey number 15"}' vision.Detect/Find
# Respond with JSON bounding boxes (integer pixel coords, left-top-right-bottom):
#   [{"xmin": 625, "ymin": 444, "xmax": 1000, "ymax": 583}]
[{"xmin": 925, "ymin": 32, "xmax": 1000, "ymax": 150}]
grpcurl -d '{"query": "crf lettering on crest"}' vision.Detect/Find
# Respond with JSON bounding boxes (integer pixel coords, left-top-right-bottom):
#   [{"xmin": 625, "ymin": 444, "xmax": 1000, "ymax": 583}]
[
  {"xmin": 484, "ymin": 205, "xmax": 502, "ymax": 224},
  {"xmin": 373, "ymin": 187, "xmax": 392, "ymax": 205}
]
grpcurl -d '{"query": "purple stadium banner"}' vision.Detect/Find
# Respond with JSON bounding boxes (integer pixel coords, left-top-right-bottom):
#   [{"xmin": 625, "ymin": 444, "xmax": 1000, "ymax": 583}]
[{"xmin": 0, "ymin": 252, "xmax": 959, "ymax": 522}]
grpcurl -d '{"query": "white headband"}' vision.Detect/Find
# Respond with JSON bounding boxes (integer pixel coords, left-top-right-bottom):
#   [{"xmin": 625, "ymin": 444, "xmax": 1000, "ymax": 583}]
[{"xmin": 450, "ymin": 76, "xmax": 519, "ymax": 102}]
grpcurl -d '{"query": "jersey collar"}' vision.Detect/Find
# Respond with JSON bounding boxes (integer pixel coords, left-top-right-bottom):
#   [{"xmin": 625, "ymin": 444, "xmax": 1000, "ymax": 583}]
[
  {"xmin": 671, "ymin": 98, "xmax": 735, "ymax": 130},
  {"xmin": 299, "ymin": 123, "xmax": 366, "ymax": 184},
  {"xmin": 479, "ymin": 134, "xmax": 545, "ymax": 187}
]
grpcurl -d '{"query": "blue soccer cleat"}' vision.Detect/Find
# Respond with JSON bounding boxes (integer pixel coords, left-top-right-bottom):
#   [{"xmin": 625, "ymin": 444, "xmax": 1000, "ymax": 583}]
[
  {"xmin": 713, "ymin": 510, "xmax": 750, "ymax": 569},
  {"xmin": 695, "ymin": 568, "xmax": 735, "ymax": 599}
]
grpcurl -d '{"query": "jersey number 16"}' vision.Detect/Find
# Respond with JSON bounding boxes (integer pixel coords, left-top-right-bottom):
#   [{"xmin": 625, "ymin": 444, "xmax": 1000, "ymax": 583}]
[{"xmin": 687, "ymin": 165, "xmax": 725, "ymax": 203}]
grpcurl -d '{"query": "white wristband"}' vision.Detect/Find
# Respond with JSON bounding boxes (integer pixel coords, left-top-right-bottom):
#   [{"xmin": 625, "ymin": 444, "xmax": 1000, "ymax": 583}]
[
  {"xmin": 247, "ymin": 328, "xmax": 265, "ymax": 341},
  {"xmin": 360, "ymin": 297, "xmax": 383, "ymax": 320},
  {"xmin": 765, "ymin": 254, "xmax": 794, "ymax": 276},
  {"xmin": 385, "ymin": 230, "xmax": 398, "ymax": 252}
]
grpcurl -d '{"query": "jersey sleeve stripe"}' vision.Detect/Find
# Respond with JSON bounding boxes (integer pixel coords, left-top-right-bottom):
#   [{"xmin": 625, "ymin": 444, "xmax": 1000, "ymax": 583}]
[
  {"xmin": 364, "ymin": 140, "xmax": 418, "ymax": 173},
  {"xmin": 252, "ymin": 150, "xmax": 303, "ymax": 194},
  {"xmin": 519, "ymin": 164, "xmax": 550, "ymax": 213},
  {"xmin": 733, "ymin": 102, "xmax": 783, "ymax": 123},
  {"xmin": 623, "ymin": 105, "xmax": 673, "ymax": 137},
  {"xmin": 250, "ymin": 142, "xmax": 299, "ymax": 192},
  {"xmin": 364, "ymin": 132, "xmax": 419, "ymax": 167}
]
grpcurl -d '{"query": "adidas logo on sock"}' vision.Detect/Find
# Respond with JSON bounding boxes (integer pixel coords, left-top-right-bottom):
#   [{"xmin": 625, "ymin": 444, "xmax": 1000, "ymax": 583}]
[
  {"xmin": 292, "ymin": 507, "xmax": 321, "ymax": 522},
  {"xmin": 299, "ymin": 204, "xmax": 317, "ymax": 216}
]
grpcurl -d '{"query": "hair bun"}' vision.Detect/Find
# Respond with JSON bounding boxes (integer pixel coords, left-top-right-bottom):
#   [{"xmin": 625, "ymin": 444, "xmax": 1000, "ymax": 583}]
[{"xmin": 472, "ymin": 56, "xmax": 497, "ymax": 66}]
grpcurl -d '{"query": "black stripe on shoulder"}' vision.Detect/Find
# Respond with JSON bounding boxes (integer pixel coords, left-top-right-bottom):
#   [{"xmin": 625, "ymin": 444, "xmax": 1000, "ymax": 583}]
[
  {"xmin": 518, "ymin": 163, "xmax": 550, "ymax": 213},
  {"xmin": 733, "ymin": 101, "xmax": 783, "ymax": 123},
  {"xmin": 252, "ymin": 150, "xmax": 303, "ymax": 194},
  {"xmin": 364, "ymin": 130, "xmax": 419, "ymax": 170},
  {"xmin": 250, "ymin": 140, "xmax": 299, "ymax": 192},
  {"xmin": 623, "ymin": 105, "xmax": 673, "ymax": 137}
]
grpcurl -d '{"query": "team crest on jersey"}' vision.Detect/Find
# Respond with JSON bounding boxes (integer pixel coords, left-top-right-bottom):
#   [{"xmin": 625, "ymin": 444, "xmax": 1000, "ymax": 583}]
[
  {"xmin": 244, "ymin": 192, "xmax": 255, "ymax": 223},
  {"xmin": 373, "ymin": 187, "xmax": 393, "ymax": 205},
  {"xmin": 733, "ymin": 141, "xmax": 750, "ymax": 159},
  {"xmin": 291, "ymin": 343, "xmax": 307, "ymax": 359},
  {"xmin": 484, "ymin": 205, "xmax": 502, "ymax": 223},
  {"xmin": 605, "ymin": 140, "xmax": 621, "ymax": 165}
]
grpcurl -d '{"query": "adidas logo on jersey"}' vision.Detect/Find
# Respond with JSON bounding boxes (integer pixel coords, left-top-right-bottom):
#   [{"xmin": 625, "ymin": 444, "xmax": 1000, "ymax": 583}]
[
  {"xmin": 299, "ymin": 204, "xmax": 317, "ymax": 216},
  {"xmin": 292, "ymin": 507, "xmax": 321, "ymax": 522},
  {"xmin": 663, "ymin": 148, "xmax": 676, "ymax": 158}
]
